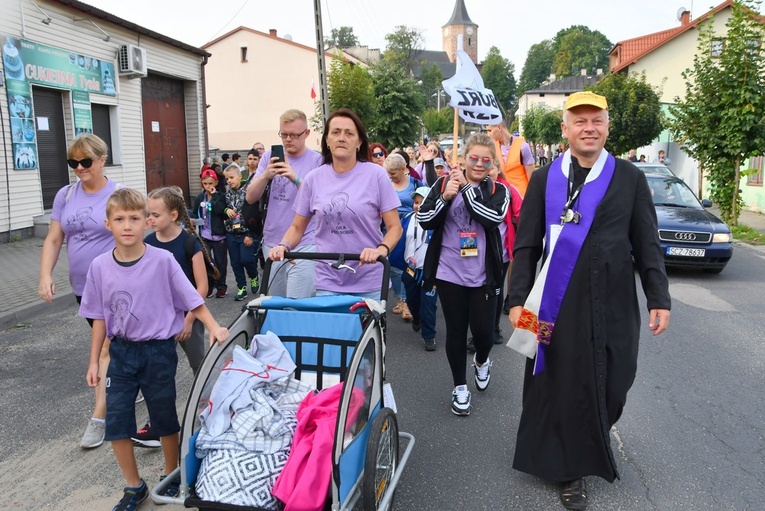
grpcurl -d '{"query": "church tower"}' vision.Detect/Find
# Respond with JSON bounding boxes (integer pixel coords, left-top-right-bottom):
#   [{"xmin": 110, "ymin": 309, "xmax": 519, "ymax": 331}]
[{"xmin": 442, "ymin": 0, "xmax": 478, "ymax": 63}]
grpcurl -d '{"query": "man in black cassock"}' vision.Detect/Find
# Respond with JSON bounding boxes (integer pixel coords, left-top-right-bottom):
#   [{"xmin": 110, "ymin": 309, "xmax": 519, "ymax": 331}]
[{"xmin": 508, "ymin": 91, "xmax": 671, "ymax": 510}]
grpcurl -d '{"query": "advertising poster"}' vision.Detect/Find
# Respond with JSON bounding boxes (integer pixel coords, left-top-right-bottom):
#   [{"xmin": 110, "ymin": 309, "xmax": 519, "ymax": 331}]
[
  {"xmin": 72, "ymin": 90, "xmax": 92, "ymax": 135},
  {"xmin": 1, "ymin": 35, "xmax": 116, "ymax": 169}
]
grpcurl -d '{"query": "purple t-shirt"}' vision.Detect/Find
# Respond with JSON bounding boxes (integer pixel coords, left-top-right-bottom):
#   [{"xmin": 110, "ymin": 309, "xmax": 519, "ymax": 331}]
[
  {"xmin": 436, "ymin": 188, "xmax": 487, "ymax": 287},
  {"xmin": 79, "ymin": 244, "xmax": 204, "ymax": 341},
  {"xmin": 256, "ymin": 148, "xmax": 324, "ymax": 247},
  {"xmin": 294, "ymin": 161, "xmax": 401, "ymax": 293},
  {"xmin": 50, "ymin": 178, "xmax": 121, "ymax": 295}
]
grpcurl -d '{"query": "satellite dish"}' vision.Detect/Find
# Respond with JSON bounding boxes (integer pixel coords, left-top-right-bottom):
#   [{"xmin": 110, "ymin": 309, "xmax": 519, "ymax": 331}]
[
  {"xmin": 677, "ymin": 7, "xmax": 689, "ymax": 21},
  {"xmin": 284, "ymin": 34, "xmax": 293, "ymax": 41}
]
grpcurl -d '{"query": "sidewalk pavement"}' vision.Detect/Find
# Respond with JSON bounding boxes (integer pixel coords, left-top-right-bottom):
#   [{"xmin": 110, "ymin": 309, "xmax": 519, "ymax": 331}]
[{"xmin": 3, "ymin": 206, "xmax": 764, "ymax": 331}]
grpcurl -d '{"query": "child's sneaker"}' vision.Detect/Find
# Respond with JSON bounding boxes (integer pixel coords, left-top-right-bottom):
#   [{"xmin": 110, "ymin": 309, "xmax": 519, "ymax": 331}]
[
  {"xmin": 80, "ymin": 418, "xmax": 105, "ymax": 449},
  {"xmin": 423, "ymin": 338, "xmax": 436, "ymax": 351},
  {"xmin": 113, "ymin": 479, "xmax": 148, "ymax": 511},
  {"xmin": 131, "ymin": 422, "xmax": 161, "ymax": 448},
  {"xmin": 234, "ymin": 287, "xmax": 248, "ymax": 301},
  {"xmin": 473, "ymin": 355, "xmax": 492, "ymax": 391},
  {"xmin": 451, "ymin": 385, "xmax": 471, "ymax": 416},
  {"xmin": 250, "ymin": 276, "xmax": 260, "ymax": 294},
  {"xmin": 159, "ymin": 473, "xmax": 181, "ymax": 498},
  {"xmin": 215, "ymin": 287, "xmax": 227, "ymax": 298}
]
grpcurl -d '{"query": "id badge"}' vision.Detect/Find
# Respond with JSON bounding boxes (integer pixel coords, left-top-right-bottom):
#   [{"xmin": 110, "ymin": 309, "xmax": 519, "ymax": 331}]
[
  {"xmin": 406, "ymin": 266, "xmax": 416, "ymax": 277},
  {"xmin": 460, "ymin": 231, "xmax": 479, "ymax": 257}
]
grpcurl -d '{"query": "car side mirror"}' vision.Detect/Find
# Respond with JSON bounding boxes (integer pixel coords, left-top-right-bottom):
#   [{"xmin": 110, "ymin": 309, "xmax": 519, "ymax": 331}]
[{"xmin": 701, "ymin": 199, "xmax": 713, "ymax": 208}]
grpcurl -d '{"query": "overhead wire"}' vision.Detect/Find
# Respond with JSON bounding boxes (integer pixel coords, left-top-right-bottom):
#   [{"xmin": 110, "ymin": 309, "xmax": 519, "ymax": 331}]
[{"xmin": 206, "ymin": 0, "xmax": 251, "ymax": 42}]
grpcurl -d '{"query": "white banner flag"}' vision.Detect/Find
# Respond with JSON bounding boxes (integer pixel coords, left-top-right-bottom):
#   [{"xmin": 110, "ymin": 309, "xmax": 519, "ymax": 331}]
[{"xmin": 442, "ymin": 49, "xmax": 503, "ymax": 125}]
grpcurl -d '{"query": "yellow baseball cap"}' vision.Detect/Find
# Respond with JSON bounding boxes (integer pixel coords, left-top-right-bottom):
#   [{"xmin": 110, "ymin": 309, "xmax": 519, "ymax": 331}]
[{"xmin": 564, "ymin": 91, "xmax": 608, "ymax": 111}]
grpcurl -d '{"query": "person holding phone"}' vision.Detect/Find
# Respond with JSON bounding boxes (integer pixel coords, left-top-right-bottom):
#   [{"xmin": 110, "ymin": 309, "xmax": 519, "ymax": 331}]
[
  {"xmin": 268, "ymin": 108, "xmax": 402, "ymax": 299},
  {"xmin": 246, "ymin": 109, "xmax": 323, "ymax": 298}
]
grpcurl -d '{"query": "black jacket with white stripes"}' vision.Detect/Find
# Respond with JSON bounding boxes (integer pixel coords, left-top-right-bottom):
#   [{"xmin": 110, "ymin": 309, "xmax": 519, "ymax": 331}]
[{"xmin": 417, "ymin": 175, "xmax": 509, "ymax": 295}]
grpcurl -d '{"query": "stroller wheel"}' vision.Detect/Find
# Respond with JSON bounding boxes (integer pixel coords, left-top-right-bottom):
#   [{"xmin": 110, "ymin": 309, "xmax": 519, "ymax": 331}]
[{"xmin": 363, "ymin": 407, "xmax": 399, "ymax": 511}]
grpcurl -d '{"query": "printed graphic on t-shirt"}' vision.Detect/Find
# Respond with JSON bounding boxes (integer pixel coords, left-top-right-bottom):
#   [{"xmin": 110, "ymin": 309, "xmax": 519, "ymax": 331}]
[
  {"xmin": 67, "ymin": 206, "xmax": 98, "ymax": 242},
  {"xmin": 453, "ymin": 204, "xmax": 471, "ymax": 232},
  {"xmin": 323, "ymin": 192, "xmax": 356, "ymax": 235},
  {"xmin": 270, "ymin": 176, "xmax": 291, "ymax": 202},
  {"xmin": 110, "ymin": 290, "xmax": 139, "ymax": 340}
]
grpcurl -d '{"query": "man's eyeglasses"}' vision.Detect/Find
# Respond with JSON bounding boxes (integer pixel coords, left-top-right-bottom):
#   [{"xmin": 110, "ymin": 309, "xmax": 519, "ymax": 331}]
[
  {"xmin": 467, "ymin": 155, "xmax": 494, "ymax": 168},
  {"xmin": 278, "ymin": 129, "xmax": 308, "ymax": 140},
  {"xmin": 67, "ymin": 158, "xmax": 94, "ymax": 169},
  {"xmin": 372, "ymin": 151, "xmax": 385, "ymax": 158}
]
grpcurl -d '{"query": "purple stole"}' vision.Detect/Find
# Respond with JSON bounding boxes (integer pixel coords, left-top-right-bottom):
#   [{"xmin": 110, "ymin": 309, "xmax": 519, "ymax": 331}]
[{"xmin": 534, "ymin": 151, "xmax": 615, "ymax": 374}]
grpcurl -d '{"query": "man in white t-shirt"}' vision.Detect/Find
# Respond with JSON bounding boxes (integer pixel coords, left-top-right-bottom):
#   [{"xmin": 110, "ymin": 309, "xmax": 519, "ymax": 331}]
[{"xmin": 246, "ymin": 109, "xmax": 323, "ymax": 298}]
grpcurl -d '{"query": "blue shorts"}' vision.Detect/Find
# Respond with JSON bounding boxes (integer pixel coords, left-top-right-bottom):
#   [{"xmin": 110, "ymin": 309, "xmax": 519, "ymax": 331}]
[{"xmin": 105, "ymin": 338, "xmax": 180, "ymax": 441}]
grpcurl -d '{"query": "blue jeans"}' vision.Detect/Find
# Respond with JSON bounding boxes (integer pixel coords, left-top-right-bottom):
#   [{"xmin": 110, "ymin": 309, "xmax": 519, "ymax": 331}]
[
  {"xmin": 226, "ymin": 233, "xmax": 259, "ymax": 289},
  {"xmin": 402, "ymin": 269, "xmax": 437, "ymax": 340},
  {"xmin": 389, "ymin": 266, "xmax": 406, "ymax": 300}
]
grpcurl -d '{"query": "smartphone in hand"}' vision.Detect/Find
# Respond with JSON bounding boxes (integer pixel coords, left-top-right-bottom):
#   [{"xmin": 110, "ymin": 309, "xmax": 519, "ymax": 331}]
[{"xmin": 271, "ymin": 144, "xmax": 285, "ymax": 163}]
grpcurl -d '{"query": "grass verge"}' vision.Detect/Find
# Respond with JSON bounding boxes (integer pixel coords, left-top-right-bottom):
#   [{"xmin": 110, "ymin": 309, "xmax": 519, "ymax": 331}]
[{"xmin": 732, "ymin": 224, "xmax": 765, "ymax": 245}]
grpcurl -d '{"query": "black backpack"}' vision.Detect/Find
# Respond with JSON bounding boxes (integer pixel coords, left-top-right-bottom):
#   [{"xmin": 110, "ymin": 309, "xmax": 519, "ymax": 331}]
[{"xmin": 184, "ymin": 234, "xmax": 220, "ymax": 294}]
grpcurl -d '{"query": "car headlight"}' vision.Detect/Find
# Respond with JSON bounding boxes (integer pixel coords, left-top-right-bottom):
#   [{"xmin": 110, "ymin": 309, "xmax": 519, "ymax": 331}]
[{"xmin": 712, "ymin": 233, "xmax": 732, "ymax": 243}]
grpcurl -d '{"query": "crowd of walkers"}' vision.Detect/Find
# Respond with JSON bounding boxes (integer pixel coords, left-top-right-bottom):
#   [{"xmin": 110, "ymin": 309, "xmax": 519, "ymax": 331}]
[{"xmin": 38, "ymin": 92, "xmax": 670, "ymax": 511}]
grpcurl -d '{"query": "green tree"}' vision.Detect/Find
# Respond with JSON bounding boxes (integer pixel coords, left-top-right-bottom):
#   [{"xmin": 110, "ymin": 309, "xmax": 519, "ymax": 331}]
[
  {"xmin": 518, "ymin": 40, "xmax": 554, "ymax": 93},
  {"xmin": 382, "ymin": 25, "xmax": 425, "ymax": 73},
  {"xmin": 326, "ymin": 57, "xmax": 374, "ymax": 126},
  {"xmin": 669, "ymin": 0, "xmax": 765, "ymax": 225},
  {"xmin": 420, "ymin": 63, "xmax": 444, "ymax": 109},
  {"xmin": 423, "ymin": 107, "xmax": 452, "ymax": 138},
  {"xmin": 370, "ymin": 60, "xmax": 424, "ymax": 148},
  {"xmin": 552, "ymin": 26, "xmax": 611, "ymax": 77},
  {"xmin": 587, "ymin": 72, "xmax": 663, "ymax": 156},
  {"xmin": 480, "ymin": 46, "xmax": 517, "ymax": 115},
  {"xmin": 324, "ymin": 26, "xmax": 359, "ymax": 48},
  {"xmin": 522, "ymin": 104, "xmax": 562, "ymax": 148}
]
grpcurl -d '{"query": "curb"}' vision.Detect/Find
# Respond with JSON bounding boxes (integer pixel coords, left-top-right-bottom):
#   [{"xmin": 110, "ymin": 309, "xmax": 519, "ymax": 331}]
[{"xmin": 0, "ymin": 291, "xmax": 75, "ymax": 332}]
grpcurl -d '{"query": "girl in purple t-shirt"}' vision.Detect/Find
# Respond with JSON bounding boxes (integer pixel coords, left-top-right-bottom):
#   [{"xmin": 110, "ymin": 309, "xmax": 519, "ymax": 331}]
[
  {"xmin": 268, "ymin": 109, "xmax": 402, "ymax": 298},
  {"xmin": 417, "ymin": 133, "xmax": 509, "ymax": 417}
]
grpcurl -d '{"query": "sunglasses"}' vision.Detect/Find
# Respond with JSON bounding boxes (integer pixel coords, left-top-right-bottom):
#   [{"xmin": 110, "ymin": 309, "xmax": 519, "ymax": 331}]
[
  {"xmin": 372, "ymin": 151, "xmax": 385, "ymax": 158},
  {"xmin": 67, "ymin": 158, "xmax": 94, "ymax": 169},
  {"xmin": 467, "ymin": 155, "xmax": 494, "ymax": 168}
]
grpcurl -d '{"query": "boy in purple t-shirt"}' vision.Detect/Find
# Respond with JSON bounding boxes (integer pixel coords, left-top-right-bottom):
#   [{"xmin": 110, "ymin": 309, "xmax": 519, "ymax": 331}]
[{"xmin": 79, "ymin": 188, "xmax": 229, "ymax": 510}]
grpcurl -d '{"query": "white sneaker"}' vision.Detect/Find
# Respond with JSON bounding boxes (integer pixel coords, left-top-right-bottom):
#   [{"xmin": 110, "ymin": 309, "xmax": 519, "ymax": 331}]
[
  {"xmin": 80, "ymin": 419, "xmax": 105, "ymax": 449},
  {"xmin": 473, "ymin": 355, "xmax": 492, "ymax": 391},
  {"xmin": 451, "ymin": 385, "xmax": 471, "ymax": 416}
]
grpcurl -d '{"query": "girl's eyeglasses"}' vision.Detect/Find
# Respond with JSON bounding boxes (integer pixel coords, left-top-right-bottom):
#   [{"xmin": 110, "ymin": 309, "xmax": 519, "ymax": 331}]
[{"xmin": 467, "ymin": 155, "xmax": 493, "ymax": 168}]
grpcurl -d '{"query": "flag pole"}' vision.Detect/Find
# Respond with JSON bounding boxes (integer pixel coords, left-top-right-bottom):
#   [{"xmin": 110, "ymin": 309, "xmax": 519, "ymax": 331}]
[{"xmin": 451, "ymin": 35, "xmax": 464, "ymax": 168}]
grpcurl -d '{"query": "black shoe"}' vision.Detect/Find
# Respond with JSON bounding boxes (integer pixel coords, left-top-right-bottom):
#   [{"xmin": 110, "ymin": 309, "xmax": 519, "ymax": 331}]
[
  {"xmin": 503, "ymin": 294, "xmax": 511, "ymax": 315},
  {"xmin": 467, "ymin": 337, "xmax": 476, "ymax": 352},
  {"xmin": 560, "ymin": 478, "xmax": 588, "ymax": 510},
  {"xmin": 423, "ymin": 338, "xmax": 436, "ymax": 351},
  {"xmin": 412, "ymin": 318, "xmax": 421, "ymax": 332},
  {"xmin": 131, "ymin": 421, "xmax": 161, "ymax": 448},
  {"xmin": 494, "ymin": 328, "xmax": 504, "ymax": 345},
  {"xmin": 113, "ymin": 480, "xmax": 148, "ymax": 511}
]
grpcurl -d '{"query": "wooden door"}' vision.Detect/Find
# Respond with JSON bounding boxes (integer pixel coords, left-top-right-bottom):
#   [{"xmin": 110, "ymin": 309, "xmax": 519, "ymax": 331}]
[{"xmin": 141, "ymin": 75, "xmax": 190, "ymax": 201}]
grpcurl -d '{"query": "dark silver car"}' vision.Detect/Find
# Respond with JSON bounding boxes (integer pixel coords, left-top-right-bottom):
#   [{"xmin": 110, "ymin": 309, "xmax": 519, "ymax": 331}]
[{"xmin": 636, "ymin": 162, "xmax": 674, "ymax": 176}]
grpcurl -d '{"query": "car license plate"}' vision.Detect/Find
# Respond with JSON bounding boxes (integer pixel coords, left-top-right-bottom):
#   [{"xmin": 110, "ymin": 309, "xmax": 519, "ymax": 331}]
[{"xmin": 667, "ymin": 247, "xmax": 705, "ymax": 257}]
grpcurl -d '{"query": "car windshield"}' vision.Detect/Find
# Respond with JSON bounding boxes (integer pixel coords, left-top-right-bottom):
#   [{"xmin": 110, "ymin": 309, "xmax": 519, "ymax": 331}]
[
  {"xmin": 637, "ymin": 164, "xmax": 673, "ymax": 176},
  {"xmin": 648, "ymin": 177, "xmax": 703, "ymax": 209}
]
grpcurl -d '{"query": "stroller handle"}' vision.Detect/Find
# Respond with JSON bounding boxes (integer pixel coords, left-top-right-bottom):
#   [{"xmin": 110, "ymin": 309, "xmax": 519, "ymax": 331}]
[{"xmin": 261, "ymin": 252, "xmax": 391, "ymax": 302}]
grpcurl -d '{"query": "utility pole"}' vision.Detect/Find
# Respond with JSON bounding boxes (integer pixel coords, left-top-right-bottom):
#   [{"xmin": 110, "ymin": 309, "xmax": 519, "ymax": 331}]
[{"xmin": 313, "ymin": 0, "xmax": 330, "ymax": 125}]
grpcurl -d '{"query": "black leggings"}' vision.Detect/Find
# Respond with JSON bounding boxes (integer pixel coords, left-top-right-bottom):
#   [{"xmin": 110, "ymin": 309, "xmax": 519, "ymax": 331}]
[{"xmin": 436, "ymin": 279, "xmax": 498, "ymax": 387}]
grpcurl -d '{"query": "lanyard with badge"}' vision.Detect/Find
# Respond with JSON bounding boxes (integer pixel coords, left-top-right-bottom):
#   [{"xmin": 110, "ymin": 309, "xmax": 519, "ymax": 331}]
[
  {"xmin": 459, "ymin": 186, "xmax": 480, "ymax": 257},
  {"xmin": 550, "ymin": 163, "xmax": 583, "ymax": 253}
]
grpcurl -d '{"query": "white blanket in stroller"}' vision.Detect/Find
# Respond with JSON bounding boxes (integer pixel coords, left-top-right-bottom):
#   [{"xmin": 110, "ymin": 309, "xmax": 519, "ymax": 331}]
[{"xmin": 194, "ymin": 333, "xmax": 312, "ymax": 509}]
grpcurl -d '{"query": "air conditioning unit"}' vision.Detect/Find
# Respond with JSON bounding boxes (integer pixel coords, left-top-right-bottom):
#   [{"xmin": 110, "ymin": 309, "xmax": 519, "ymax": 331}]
[{"xmin": 118, "ymin": 44, "xmax": 147, "ymax": 77}]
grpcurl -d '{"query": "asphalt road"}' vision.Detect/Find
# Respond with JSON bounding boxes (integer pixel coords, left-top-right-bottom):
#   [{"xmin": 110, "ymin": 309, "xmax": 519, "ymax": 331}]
[{"xmin": 1, "ymin": 244, "xmax": 764, "ymax": 510}]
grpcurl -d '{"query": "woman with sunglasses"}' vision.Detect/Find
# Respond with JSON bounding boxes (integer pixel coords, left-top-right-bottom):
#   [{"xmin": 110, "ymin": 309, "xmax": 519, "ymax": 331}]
[
  {"xmin": 369, "ymin": 143, "xmax": 388, "ymax": 168},
  {"xmin": 38, "ymin": 133, "xmax": 123, "ymax": 449},
  {"xmin": 418, "ymin": 132, "xmax": 509, "ymax": 417}
]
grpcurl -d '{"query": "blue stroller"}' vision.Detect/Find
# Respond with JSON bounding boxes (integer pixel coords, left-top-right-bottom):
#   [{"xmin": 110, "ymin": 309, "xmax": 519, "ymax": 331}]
[{"xmin": 151, "ymin": 253, "xmax": 414, "ymax": 510}]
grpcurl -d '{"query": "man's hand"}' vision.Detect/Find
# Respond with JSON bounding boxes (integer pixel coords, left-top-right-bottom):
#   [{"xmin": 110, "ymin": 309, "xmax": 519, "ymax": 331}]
[
  {"xmin": 649, "ymin": 309, "xmax": 670, "ymax": 336},
  {"xmin": 274, "ymin": 160, "xmax": 298, "ymax": 184},
  {"xmin": 509, "ymin": 306, "xmax": 523, "ymax": 329}
]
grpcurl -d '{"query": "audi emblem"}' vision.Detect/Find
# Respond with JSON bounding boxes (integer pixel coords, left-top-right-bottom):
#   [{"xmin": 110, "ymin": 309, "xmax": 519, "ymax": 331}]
[{"xmin": 675, "ymin": 232, "xmax": 697, "ymax": 241}]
